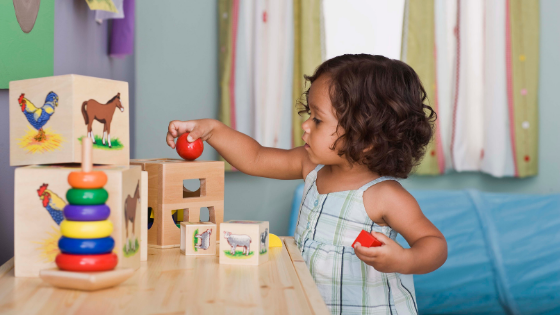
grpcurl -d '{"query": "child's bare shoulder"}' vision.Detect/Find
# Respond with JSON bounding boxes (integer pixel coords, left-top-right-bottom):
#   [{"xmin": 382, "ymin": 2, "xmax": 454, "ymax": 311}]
[{"xmin": 362, "ymin": 179, "xmax": 420, "ymax": 225}]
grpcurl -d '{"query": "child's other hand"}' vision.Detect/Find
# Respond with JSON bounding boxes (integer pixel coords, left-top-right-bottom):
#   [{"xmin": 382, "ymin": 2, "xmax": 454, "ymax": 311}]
[
  {"xmin": 353, "ymin": 231, "xmax": 410, "ymax": 273},
  {"xmin": 166, "ymin": 119, "xmax": 216, "ymax": 149}
]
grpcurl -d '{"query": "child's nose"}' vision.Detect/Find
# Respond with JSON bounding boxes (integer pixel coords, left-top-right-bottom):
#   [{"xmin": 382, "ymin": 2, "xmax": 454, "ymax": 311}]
[{"xmin": 302, "ymin": 118, "xmax": 311, "ymax": 133}]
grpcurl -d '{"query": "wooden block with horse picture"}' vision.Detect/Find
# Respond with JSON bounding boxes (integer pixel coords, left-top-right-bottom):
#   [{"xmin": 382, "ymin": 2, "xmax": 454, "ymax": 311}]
[
  {"xmin": 14, "ymin": 164, "xmax": 143, "ymax": 277},
  {"xmin": 9, "ymin": 74, "xmax": 130, "ymax": 166}
]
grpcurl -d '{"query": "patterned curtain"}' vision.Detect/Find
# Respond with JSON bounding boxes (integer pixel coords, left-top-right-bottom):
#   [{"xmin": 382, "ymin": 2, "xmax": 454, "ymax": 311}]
[
  {"xmin": 403, "ymin": 0, "xmax": 539, "ymax": 177},
  {"xmin": 219, "ymin": 0, "xmax": 323, "ymax": 169}
]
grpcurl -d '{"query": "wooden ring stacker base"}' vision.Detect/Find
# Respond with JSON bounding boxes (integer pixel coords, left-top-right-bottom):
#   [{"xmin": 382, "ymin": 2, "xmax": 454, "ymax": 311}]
[{"xmin": 40, "ymin": 138, "xmax": 133, "ymax": 291}]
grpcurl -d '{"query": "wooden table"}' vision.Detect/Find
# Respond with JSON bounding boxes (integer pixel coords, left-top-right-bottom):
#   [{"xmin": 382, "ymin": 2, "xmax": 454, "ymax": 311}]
[{"xmin": 0, "ymin": 237, "xmax": 329, "ymax": 315}]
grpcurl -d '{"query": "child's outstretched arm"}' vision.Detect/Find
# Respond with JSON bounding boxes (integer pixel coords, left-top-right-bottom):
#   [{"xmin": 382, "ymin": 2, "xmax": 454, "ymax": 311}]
[{"xmin": 167, "ymin": 119, "xmax": 311, "ymax": 180}]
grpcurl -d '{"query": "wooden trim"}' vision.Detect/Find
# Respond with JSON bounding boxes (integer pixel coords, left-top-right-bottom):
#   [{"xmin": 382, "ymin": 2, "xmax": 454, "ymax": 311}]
[
  {"xmin": 282, "ymin": 237, "xmax": 330, "ymax": 315},
  {"xmin": 0, "ymin": 258, "xmax": 14, "ymax": 279}
]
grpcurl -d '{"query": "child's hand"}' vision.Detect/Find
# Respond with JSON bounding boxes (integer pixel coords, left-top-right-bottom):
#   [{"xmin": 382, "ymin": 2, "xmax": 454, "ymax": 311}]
[
  {"xmin": 353, "ymin": 231, "xmax": 410, "ymax": 273},
  {"xmin": 166, "ymin": 119, "xmax": 216, "ymax": 149}
]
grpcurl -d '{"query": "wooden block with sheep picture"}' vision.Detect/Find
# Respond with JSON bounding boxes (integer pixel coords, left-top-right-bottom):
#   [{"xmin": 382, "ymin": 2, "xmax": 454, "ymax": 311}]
[
  {"xmin": 9, "ymin": 74, "xmax": 130, "ymax": 166},
  {"xmin": 219, "ymin": 221, "xmax": 269, "ymax": 266},
  {"xmin": 180, "ymin": 222, "xmax": 216, "ymax": 256},
  {"xmin": 14, "ymin": 164, "xmax": 143, "ymax": 277}
]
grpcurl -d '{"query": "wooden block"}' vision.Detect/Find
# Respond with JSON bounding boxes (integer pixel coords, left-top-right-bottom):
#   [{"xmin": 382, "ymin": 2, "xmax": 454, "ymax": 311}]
[
  {"xmin": 140, "ymin": 171, "xmax": 148, "ymax": 261},
  {"xmin": 39, "ymin": 268, "xmax": 134, "ymax": 291},
  {"xmin": 180, "ymin": 222, "xmax": 216, "ymax": 255},
  {"xmin": 9, "ymin": 74, "xmax": 130, "ymax": 166},
  {"xmin": 130, "ymin": 159, "xmax": 224, "ymax": 248},
  {"xmin": 351, "ymin": 230, "xmax": 382, "ymax": 248},
  {"xmin": 219, "ymin": 221, "xmax": 269, "ymax": 266},
  {"xmin": 14, "ymin": 165, "xmax": 142, "ymax": 277}
]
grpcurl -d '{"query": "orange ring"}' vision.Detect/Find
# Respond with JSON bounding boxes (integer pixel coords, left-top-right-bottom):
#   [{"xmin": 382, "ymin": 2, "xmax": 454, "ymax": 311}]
[{"xmin": 68, "ymin": 171, "xmax": 108, "ymax": 189}]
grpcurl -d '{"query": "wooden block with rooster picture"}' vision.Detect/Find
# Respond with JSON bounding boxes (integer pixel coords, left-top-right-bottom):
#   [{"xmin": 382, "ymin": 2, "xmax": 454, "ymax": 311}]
[
  {"xmin": 14, "ymin": 165, "xmax": 143, "ymax": 277},
  {"xmin": 9, "ymin": 74, "xmax": 130, "ymax": 166}
]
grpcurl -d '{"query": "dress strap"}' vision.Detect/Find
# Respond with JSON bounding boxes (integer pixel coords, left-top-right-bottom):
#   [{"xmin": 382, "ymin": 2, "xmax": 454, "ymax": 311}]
[
  {"xmin": 304, "ymin": 164, "xmax": 325, "ymax": 183},
  {"xmin": 358, "ymin": 176, "xmax": 400, "ymax": 192},
  {"xmin": 313, "ymin": 164, "xmax": 325, "ymax": 173}
]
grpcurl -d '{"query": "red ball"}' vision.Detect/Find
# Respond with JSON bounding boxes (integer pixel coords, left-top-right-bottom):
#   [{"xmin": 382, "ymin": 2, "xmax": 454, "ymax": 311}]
[
  {"xmin": 176, "ymin": 133, "xmax": 204, "ymax": 161},
  {"xmin": 55, "ymin": 253, "xmax": 118, "ymax": 272}
]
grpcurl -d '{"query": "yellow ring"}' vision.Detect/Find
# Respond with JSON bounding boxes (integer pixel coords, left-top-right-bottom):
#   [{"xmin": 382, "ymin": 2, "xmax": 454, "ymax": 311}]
[{"xmin": 60, "ymin": 220, "xmax": 113, "ymax": 239}]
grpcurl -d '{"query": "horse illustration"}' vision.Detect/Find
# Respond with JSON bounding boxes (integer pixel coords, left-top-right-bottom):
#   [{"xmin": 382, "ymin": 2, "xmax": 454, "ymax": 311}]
[
  {"xmin": 81, "ymin": 93, "xmax": 124, "ymax": 148},
  {"xmin": 124, "ymin": 181, "xmax": 140, "ymax": 246}
]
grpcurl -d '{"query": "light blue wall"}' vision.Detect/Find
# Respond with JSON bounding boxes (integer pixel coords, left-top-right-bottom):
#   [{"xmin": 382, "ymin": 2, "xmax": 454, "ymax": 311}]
[
  {"xmin": 134, "ymin": 0, "xmax": 559, "ymax": 240},
  {"xmin": 135, "ymin": 0, "xmax": 302, "ymax": 235}
]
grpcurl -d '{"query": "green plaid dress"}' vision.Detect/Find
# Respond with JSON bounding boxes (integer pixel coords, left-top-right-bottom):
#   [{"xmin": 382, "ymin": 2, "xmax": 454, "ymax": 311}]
[{"xmin": 294, "ymin": 165, "xmax": 418, "ymax": 315}]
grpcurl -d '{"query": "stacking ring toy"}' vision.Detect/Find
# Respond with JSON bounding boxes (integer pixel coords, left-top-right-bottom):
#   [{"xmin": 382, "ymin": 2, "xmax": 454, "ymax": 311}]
[
  {"xmin": 60, "ymin": 220, "xmax": 113, "ymax": 239},
  {"xmin": 68, "ymin": 171, "xmax": 107, "ymax": 189},
  {"xmin": 66, "ymin": 188, "xmax": 108, "ymax": 205},
  {"xmin": 63, "ymin": 204, "xmax": 110, "ymax": 221},
  {"xmin": 58, "ymin": 237, "xmax": 114, "ymax": 255},
  {"xmin": 56, "ymin": 253, "xmax": 118, "ymax": 272}
]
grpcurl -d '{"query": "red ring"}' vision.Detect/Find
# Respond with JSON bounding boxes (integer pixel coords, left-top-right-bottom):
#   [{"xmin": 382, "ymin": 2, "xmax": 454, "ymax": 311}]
[{"xmin": 55, "ymin": 253, "xmax": 118, "ymax": 272}]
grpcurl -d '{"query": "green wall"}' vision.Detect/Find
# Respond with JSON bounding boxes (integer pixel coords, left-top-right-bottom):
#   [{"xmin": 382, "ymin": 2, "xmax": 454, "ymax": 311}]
[{"xmin": 135, "ymin": 0, "xmax": 560, "ymax": 236}]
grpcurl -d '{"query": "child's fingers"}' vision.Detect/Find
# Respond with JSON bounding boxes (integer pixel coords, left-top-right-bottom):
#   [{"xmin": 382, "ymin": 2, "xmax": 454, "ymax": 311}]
[
  {"xmin": 354, "ymin": 243, "xmax": 382, "ymax": 257},
  {"xmin": 166, "ymin": 132, "xmax": 176, "ymax": 148},
  {"xmin": 371, "ymin": 231, "xmax": 391, "ymax": 245},
  {"xmin": 187, "ymin": 127, "xmax": 204, "ymax": 142}
]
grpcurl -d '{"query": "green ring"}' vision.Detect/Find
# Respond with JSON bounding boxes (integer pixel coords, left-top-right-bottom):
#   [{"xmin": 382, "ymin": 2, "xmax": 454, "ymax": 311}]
[{"xmin": 66, "ymin": 188, "xmax": 109, "ymax": 205}]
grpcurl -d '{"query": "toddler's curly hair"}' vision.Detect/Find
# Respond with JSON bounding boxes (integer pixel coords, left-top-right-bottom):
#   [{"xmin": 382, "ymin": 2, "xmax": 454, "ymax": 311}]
[{"xmin": 299, "ymin": 54, "xmax": 436, "ymax": 178}]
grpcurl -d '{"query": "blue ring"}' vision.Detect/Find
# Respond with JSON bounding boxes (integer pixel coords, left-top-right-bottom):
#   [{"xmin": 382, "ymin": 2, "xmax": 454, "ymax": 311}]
[
  {"xmin": 58, "ymin": 236, "xmax": 115, "ymax": 255},
  {"xmin": 63, "ymin": 204, "xmax": 110, "ymax": 221}
]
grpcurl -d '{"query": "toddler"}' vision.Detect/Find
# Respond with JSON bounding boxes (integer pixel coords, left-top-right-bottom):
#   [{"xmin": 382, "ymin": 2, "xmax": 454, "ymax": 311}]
[{"xmin": 167, "ymin": 54, "xmax": 447, "ymax": 315}]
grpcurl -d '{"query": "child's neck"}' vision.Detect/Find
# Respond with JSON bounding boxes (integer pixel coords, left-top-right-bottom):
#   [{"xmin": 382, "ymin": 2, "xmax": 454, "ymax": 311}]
[{"xmin": 317, "ymin": 163, "xmax": 381, "ymax": 194}]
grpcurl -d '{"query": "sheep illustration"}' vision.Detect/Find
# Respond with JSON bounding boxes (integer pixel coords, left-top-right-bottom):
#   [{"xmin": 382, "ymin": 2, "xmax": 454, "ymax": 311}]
[
  {"xmin": 195, "ymin": 229, "xmax": 212, "ymax": 250},
  {"xmin": 224, "ymin": 231, "xmax": 252, "ymax": 256},
  {"xmin": 260, "ymin": 228, "xmax": 268, "ymax": 250}
]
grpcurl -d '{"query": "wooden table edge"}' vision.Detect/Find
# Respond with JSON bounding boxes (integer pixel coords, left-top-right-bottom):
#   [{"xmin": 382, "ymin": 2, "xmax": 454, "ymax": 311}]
[{"xmin": 281, "ymin": 237, "xmax": 330, "ymax": 315}]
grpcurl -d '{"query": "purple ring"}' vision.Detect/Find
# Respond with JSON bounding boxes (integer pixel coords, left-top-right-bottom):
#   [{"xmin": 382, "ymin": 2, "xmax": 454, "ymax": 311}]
[{"xmin": 63, "ymin": 204, "xmax": 110, "ymax": 221}]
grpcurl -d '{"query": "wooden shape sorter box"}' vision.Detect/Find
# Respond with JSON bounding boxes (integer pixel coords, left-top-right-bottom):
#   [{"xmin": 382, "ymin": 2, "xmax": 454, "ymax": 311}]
[
  {"xmin": 180, "ymin": 222, "xmax": 216, "ymax": 256},
  {"xmin": 130, "ymin": 159, "xmax": 224, "ymax": 248},
  {"xmin": 9, "ymin": 74, "xmax": 130, "ymax": 166},
  {"xmin": 14, "ymin": 165, "xmax": 143, "ymax": 277},
  {"xmin": 219, "ymin": 221, "xmax": 269, "ymax": 266}
]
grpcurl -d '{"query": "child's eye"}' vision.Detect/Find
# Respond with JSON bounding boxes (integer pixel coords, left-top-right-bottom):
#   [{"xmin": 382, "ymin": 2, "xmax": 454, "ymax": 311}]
[{"xmin": 312, "ymin": 117, "xmax": 321, "ymax": 124}]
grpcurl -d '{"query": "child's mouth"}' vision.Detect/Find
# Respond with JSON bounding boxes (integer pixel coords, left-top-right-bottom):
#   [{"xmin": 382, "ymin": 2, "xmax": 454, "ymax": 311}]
[{"xmin": 304, "ymin": 143, "xmax": 310, "ymax": 149}]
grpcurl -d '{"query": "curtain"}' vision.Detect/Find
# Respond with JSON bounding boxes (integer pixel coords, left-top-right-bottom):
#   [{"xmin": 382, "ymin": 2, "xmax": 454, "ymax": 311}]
[
  {"xmin": 218, "ymin": 0, "xmax": 323, "ymax": 168},
  {"xmin": 403, "ymin": 0, "xmax": 539, "ymax": 177}
]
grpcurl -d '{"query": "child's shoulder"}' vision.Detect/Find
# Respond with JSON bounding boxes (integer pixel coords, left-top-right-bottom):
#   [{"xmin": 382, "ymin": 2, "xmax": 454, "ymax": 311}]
[{"xmin": 362, "ymin": 178, "xmax": 419, "ymax": 225}]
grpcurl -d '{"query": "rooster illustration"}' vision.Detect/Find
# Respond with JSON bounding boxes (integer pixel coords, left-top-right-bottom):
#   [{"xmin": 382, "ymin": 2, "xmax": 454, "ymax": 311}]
[
  {"xmin": 37, "ymin": 184, "xmax": 66, "ymax": 225},
  {"xmin": 18, "ymin": 92, "xmax": 59, "ymax": 141}
]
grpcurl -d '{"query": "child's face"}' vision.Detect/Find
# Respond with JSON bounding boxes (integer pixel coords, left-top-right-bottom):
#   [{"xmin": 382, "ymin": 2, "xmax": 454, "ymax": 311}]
[{"xmin": 302, "ymin": 75, "xmax": 346, "ymax": 166}]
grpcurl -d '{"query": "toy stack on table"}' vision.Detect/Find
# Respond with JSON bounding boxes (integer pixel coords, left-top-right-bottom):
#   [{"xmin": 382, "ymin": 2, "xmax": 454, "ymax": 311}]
[
  {"xmin": 40, "ymin": 138, "xmax": 134, "ymax": 291},
  {"xmin": 11, "ymin": 75, "xmax": 144, "ymax": 284}
]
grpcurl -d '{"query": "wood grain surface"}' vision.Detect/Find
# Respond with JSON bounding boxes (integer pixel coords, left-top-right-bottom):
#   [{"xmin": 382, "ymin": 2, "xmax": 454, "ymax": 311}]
[{"xmin": 0, "ymin": 238, "xmax": 328, "ymax": 315}]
